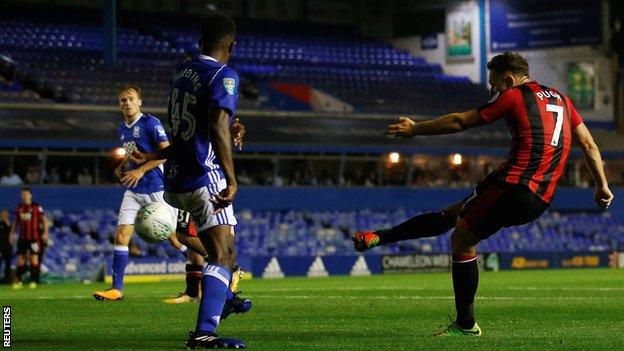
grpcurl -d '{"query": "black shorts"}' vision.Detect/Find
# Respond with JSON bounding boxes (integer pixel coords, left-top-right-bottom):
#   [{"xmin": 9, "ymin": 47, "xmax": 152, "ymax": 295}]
[
  {"xmin": 458, "ymin": 174, "xmax": 549, "ymax": 239},
  {"xmin": 176, "ymin": 210, "xmax": 198, "ymax": 237},
  {"xmin": 17, "ymin": 240, "xmax": 41, "ymax": 255}
]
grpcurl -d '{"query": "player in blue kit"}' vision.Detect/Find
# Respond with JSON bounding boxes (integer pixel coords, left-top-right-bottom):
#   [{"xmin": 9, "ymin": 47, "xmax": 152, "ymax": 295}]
[
  {"xmin": 132, "ymin": 14, "xmax": 247, "ymax": 349},
  {"xmin": 93, "ymin": 85, "xmax": 185, "ymax": 301}
]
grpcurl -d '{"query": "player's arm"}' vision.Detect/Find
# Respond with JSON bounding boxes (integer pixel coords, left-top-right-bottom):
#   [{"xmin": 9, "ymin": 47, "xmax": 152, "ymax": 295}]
[
  {"xmin": 386, "ymin": 109, "xmax": 485, "ymax": 138},
  {"xmin": 130, "ymin": 146, "xmax": 170, "ymax": 163},
  {"xmin": 114, "ymin": 156, "xmax": 129, "ymax": 180},
  {"xmin": 121, "ymin": 141, "xmax": 169, "ymax": 187},
  {"xmin": 231, "ymin": 117, "xmax": 246, "ymax": 150},
  {"xmin": 573, "ymin": 123, "xmax": 613, "ymax": 209},
  {"xmin": 208, "ymin": 108, "xmax": 237, "ymax": 212},
  {"xmin": 130, "ymin": 121, "xmax": 244, "ymax": 162}
]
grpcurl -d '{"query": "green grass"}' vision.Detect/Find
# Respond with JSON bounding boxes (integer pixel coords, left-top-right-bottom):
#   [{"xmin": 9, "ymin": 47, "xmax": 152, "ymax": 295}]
[{"xmin": 3, "ymin": 269, "xmax": 624, "ymax": 350}]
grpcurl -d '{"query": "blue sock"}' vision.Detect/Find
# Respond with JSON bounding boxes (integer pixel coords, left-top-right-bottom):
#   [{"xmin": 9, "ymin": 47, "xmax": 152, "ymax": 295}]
[
  {"xmin": 112, "ymin": 245, "xmax": 129, "ymax": 290},
  {"xmin": 226, "ymin": 288, "xmax": 234, "ymax": 301},
  {"xmin": 196, "ymin": 264, "xmax": 232, "ymax": 334}
]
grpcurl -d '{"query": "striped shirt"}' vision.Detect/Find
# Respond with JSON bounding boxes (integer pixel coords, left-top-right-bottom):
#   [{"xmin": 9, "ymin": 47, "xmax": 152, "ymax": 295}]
[
  {"xmin": 478, "ymin": 81, "xmax": 584, "ymax": 203},
  {"xmin": 15, "ymin": 203, "xmax": 44, "ymax": 241}
]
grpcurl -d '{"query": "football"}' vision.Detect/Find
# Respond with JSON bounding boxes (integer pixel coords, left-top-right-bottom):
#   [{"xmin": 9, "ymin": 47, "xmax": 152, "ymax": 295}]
[{"xmin": 134, "ymin": 203, "xmax": 175, "ymax": 243}]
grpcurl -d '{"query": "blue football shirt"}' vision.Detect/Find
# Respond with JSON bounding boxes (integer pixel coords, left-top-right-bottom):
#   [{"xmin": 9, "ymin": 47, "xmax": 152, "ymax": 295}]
[
  {"xmin": 117, "ymin": 113, "xmax": 169, "ymax": 194},
  {"xmin": 164, "ymin": 54, "xmax": 239, "ymax": 192}
]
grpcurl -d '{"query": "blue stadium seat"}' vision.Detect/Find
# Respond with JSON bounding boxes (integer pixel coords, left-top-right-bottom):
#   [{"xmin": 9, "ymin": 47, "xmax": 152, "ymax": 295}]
[{"xmin": 0, "ymin": 19, "xmax": 488, "ymax": 113}]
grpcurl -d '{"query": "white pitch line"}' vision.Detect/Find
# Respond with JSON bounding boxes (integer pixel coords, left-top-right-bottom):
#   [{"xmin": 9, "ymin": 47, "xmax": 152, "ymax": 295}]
[
  {"xmin": 4, "ymin": 295, "xmax": 102, "ymax": 300},
  {"xmin": 246, "ymin": 295, "xmax": 623, "ymax": 301},
  {"xmin": 250, "ymin": 287, "xmax": 431, "ymax": 292},
  {"xmin": 247, "ymin": 286, "xmax": 624, "ymax": 292},
  {"xmin": 505, "ymin": 287, "xmax": 624, "ymax": 291}
]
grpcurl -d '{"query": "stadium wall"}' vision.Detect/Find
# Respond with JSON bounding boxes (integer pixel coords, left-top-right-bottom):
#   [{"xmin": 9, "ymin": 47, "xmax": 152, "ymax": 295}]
[
  {"xmin": 393, "ymin": 0, "xmax": 483, "ymax": 83},
  {"xmin": 484, "ymin": 0, "xmax": 614, "ymax": 123},
  {"xmin": 392, "ymin": 0, "xmax": 614, "ymax": 123},
  {"xmin": 0, "ymin": 186, "xmax": 621, "ymax": 213}
]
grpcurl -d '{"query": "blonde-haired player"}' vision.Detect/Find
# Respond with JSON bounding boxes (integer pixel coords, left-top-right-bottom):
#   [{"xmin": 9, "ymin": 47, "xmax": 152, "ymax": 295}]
[{"xmin": 93, "ymin": 85, "xmax": 185, "ymax": 301}]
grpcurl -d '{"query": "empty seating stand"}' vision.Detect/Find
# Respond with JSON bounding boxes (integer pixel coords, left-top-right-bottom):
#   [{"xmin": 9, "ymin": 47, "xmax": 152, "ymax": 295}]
[
  {"xmin": 0, "ymin": 19, "xmax": 488, "ymax": 113},
  {"xmin": 39, "ymin": 208, "xmax": 624, "ymax": 280}
]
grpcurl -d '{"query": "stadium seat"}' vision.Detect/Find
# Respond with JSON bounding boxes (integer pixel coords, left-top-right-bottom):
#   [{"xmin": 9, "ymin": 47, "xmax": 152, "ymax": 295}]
[
  {"xmin": 38, "ymin": 207, "xmax": 624, "ymax": 280},
  {"xmin": 0, "ymin": 19, "xmax": 488, "ymax": 113}
]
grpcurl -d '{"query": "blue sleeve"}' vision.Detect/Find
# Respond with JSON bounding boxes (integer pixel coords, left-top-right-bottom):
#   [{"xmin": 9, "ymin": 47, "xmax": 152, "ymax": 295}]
[
  {"xmin": 208, "ymin": 67, "xmax": 239, "ymax": 117},
  {"xmin": 149, "ymin": 118, "xmax": 169, "ymax": 145}
]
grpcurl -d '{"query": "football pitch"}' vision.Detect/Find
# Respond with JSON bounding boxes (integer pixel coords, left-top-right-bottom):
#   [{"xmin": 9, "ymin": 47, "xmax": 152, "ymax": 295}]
[{"xmin": 3, "ymin": 268, "xmax": 624, "ymax": 350}]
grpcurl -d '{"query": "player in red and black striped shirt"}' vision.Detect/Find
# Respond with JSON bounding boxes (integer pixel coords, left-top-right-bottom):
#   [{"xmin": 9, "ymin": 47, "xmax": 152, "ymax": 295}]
[
  {"xmin": 353, "ymin": 52, "xmax": 614, "ymax": 336},
  {"xmin": 11, "ymin": 187, "xmax": 48, "ymax": 288}
]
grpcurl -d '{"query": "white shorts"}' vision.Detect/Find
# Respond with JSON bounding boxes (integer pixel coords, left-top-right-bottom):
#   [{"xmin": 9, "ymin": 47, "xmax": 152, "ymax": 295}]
[
  {"xmin": 164, "ymin": 179, "xmax": 237, "ymax": 232},
  {"xmin": 117, "ymin": 190, "xmax": 179, "ymax": 227}
]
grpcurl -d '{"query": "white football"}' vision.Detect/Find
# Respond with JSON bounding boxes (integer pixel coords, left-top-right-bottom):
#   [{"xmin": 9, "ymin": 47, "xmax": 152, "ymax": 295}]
[{"xmin": 135, "ymin": 203, "xmax": 175, "ymax": 243}]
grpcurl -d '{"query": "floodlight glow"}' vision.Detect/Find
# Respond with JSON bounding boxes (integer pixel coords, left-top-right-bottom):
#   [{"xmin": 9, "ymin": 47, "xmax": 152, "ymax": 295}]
[
  {"xmin": 451, "ymin": 153, "xmax": 462, "ymax": 165},
  {"xmin": 388, "ymin": 152, "xmax": 400, "ymax": 163}
]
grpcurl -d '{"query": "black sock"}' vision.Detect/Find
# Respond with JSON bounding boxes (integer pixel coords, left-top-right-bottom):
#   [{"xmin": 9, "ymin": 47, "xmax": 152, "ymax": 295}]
[
  {"xmin": 452, "ymin": 254, "xmax": 478, "ymax": 329},
  {"xmin": 16, "ymin": 265, "xmax": 26, "ymax": 282},
  {"xmin": 31, "ymin": 264, "xmax": 40, "ymax": 283},
  {"xmin": 377, "ymin": 211, "xmax": 452, "ymax": 245},
  {"xmin": 185, "ymin": 264, "xmax": 203, "ymax": 298}
]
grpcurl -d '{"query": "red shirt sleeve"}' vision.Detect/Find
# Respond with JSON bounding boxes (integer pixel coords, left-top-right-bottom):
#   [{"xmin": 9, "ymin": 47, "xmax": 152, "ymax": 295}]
[
  {"xmin": 477, "ymin": 89, "xmax": 519, "ymax": 124},
  {"xmin": 566, "ymin": 98, "xmax": 584, "ymax": 129}
]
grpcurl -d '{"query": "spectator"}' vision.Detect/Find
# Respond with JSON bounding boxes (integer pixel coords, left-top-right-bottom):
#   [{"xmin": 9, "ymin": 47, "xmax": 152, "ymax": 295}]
[
  {"xmin": 61, "ymin": 169, "xmax": 75, "ymax": 184},
  {"xmin": 0, "ymin": 168, "xmax": 23, "ymax": 186},
  {"xmin": 25, "ymin": 166, "xmax": 42, "ymax": 184},
  {"xmin": 0, "ymin": 209, "xmax": 12, "ymax": 283},
  {"xmin": 273, "ymin": 175, "xmax": 284, "ymax": 187},
  {"xmin": 44, "ymin": 166, "xmax": 60, "ymax": 184},
  {"xmin": 237, "ymin": 170, "xmax": 252, "ymax": 185},
  {"xmin": 77, "ymin": 167, "xmax": 93, "ymax": 185}
]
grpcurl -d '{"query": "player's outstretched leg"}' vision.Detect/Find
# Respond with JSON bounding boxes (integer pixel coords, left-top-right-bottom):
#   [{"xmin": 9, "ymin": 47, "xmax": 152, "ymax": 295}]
[
  {"xmin": 434, "ymin": 222, "xmax": 482, "ymax": 337},
  {"xmin": 351, "ymin": 231, "xmax": 381, "ymax": 251},
  {"xmin": 353, "ymin": 203, "xmax": 460, "ymax": 252},
  {"xmin": 93, "ymin": 225, "xmax": 133, "ymax": 301},
  {"xmin": 186, "ymin": 225, "xmax": 245, "ymax": 349}
]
